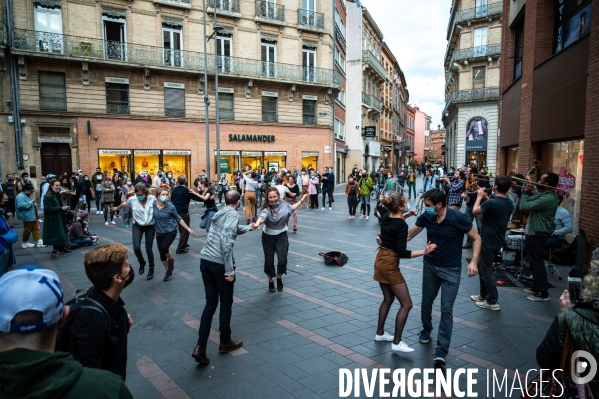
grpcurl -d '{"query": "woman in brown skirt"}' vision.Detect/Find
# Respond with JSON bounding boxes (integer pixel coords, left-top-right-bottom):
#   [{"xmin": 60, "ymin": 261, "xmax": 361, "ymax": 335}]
[{"xmin": 374, "ymin": 192, "xmax": 436, "ymax": 353}]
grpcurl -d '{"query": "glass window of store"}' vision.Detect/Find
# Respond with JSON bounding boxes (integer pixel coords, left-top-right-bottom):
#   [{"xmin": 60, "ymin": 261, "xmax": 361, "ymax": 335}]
[
  {"xmin": 163, "ymin": 150, "xmax": 190, "ymax": 177},
  {"xmin": 133, "ymin": 150, "xmax": 161, "ymax": 177},
  {"xmin": 241, "ymin": 151, "xmax": 263, "ymax": 172},
  {"xmin": 98, "ymin": 149, "xmax": 131, "ymax": 175},
  {"xmin": 301, "ymin": 152, "xmax": 318, "ymax": 170},
  {"xmin": 542, "ymin": 140, "xmax": 584, "ymax": 234},
  {"xmin": 264, "ymin": 152, "xmax": 286, "ymax": 172},
  {"xmin": 214, "ymin": 151, "xmax": 240, "ymax": 183}
]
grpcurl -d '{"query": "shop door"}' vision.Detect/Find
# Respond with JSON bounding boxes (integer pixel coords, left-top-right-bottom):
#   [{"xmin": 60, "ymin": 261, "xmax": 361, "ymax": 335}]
[{"xmin": 41, "ymin": 144, "xmax": 72, "ymax": 176}]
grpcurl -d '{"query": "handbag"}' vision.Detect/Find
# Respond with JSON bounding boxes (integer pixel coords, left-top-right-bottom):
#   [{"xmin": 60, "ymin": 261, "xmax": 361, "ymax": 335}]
[
  {"xmin": 0, "ymin": 215, "xmax": 18, "ymax": 245},
  {"xmin": 319, "ymin": 251, "xmax": 349, "ymax": 267}
]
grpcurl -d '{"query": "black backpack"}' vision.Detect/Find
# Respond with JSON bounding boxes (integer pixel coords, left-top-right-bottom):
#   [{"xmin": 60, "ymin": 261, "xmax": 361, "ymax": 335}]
[{"xmin": 56, "ymin": 289, "xmax": 112, "ymax": 352}]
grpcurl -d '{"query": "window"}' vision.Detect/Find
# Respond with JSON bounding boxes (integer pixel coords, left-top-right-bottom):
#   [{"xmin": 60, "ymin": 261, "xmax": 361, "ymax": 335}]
[
  {"xmin": 301, "ymin": 0, "xmax": 316, "ymax": 27},
  {"xmin": 262, "ymin": 96, "xmax": 277, "ymax": 122},
  {"xmin": 302, "ymin": 47, "xmax": 316, "ymax": 82},
  {"xmin": 302, "ymin": 100, "xmax": 317, "ymax": 124},
  {"xmin": 336, "ymin": 89, "xmax": 345, "ymax": 106},
  {"xmin": 219, "ymin": 92, "xmax": 234, "ymax": 120},
  {"xmin": 257, "ymin": 0, "xmax": 277, "ymax": 19},
  {"xmin": 334, "ymin": 118, "xmax": 345, "ymax": 139},
  {"xmin": 261, "ymin": 41, "xmax": 276, "ymax": 77},
  {"xmin": 334, "ymin": 46, "xmax": 345, "ymax": 72},
  {"xmin": 473, "ymin": 27, "xmax": 487, "ymax": 57},
  {"xmin": 34, "ymin": 6, "xmax": 63, "ymax": 52},
  {"xmin": 514, "ymin": 19, "xmax": 524, "ymax": 79},
  {"xmin": 39, "ymin": 71, "xmax": 66, "ymax": 111},
  {"xmin": 163, "ymin": 26, "xmax": 182, "ymax": 67},
  {"xmin": 106, "ymin": 83, "xmax": 129, "ymax": 114},
  {"xmin": 164, "ymin": 87, "xmax": 185, "ymax": 117},
  {"xmin": 103, "ymin": 16, "xmax": 126, "ymax": 60},
  {"xmin": 554, "ymin": 0, "xmax": 591, "ymax": 54},
  {"xmin": 216, "ymin": 34, "xmax": 232, "ymax": 72},
  {"xmin": 475, "ymin": 0, "xmax": 488, "ymax": 17},
  {"xmin": 473, "ymin": 66, "xmax": 486, "ymax": 89},
  {"xmin": 334, "ymin": 8, "xmax": 346, "ymax": 39}
]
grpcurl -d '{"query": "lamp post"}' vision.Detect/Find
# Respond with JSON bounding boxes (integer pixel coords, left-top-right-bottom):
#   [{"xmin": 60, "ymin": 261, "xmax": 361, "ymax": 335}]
[{"xmin": 213, "ymin": 10, "xmax": 221, "ymax": 182}]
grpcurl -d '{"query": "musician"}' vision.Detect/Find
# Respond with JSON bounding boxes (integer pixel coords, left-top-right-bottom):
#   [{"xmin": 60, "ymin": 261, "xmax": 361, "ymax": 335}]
[
  {"xmin": 519, "ymin": 172, "xmax": 559, "ymax": 301},
  {"xmin": 544, "ymin": 195, "xmax": 573, "ymax": 253},
  {"xmin": 471, "ymin": 176, "xmax": 514, "ymax": 310},
  {"xmin": 443, "ymin": 170, "xmax": 466, "ymax": 210},
  {"xmin": 461, "ymin": 167, "xmax": 483, "ymax": 249}
]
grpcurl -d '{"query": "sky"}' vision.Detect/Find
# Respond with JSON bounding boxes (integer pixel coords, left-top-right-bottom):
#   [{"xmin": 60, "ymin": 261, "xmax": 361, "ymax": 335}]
[{"xmin": 363, "ymin": 0, "xmax": 450, "ymax": 129}]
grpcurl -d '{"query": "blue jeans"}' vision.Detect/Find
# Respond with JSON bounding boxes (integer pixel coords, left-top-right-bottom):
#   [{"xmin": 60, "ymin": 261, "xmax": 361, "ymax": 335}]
[
  {"xmin": 200, "ymin": 210, "xmax": 215, "ymax": 232},
  {"xmin": 407, "ymin": 182, "xmax": 416, "ymax": 198},
  {"xmin": 75, "ymin": 237, "xmax": 94, "ymax": 246},
  {"xmin": 478, "ymin": 242, "xmax": 503, "ymax": 304},
  {"xmin": 465, "ymin": 205, "xmax": 482, "ymax": 245},
  {"xmin": 95, "ymin": 190, "xmax": 102, "ymax": 211},
  {"xmin": 197, "ymin": 258, "xmax": 234, "ymax": 347},
  {"xmin": 322, "ymin": 188, "xmax": 333, "ymax": 207},
  {"xmin": 421, "ymin": 260, "xmax": 461, "ymax": 357}
]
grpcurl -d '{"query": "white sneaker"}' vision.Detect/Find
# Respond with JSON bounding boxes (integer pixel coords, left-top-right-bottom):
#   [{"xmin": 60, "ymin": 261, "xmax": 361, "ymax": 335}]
[
  {"xmin": 375, "ymin": 331, "xmax": 394, "ymax": 342},
  {"xmin": 523, "ymin": 288, "xmax": 537, "ymax": 294},
  {"xmin": 470, "ymin": 295, "xmax": 485, "ymax": 302},
  {"xmin": 364, "ymin": 216, "xmax": 370, "ymax": 220},
  {"xmin": 96, "ymin": 211, "xmax": 99, "ymax": 215},
  {"xmin": 358, "ymin": 215, "xmax": 364, "ymax": 219},
  {"xmin": 321, "ymin": 207, "xmax": 325, "ymax": 210},
  {"xmin": 329, "ymin": 207, "xmax": 332, "ymax": 211},
  {"xmin": 111, "ymin": 221, "xmax": 116, "ymax": 225},
  {"xmin": 476, "ymin": 300, "xmax": 501, "ymax": 311},
  {"xmin": 39, "ymin": 218, "xmax": 44, "ymax": 223},
  {"xmin": 243, "ymin": 206, "xmax": 246, "ymax": 210},
  {"xmin": 100, "ymin": 211, "xmax": 104, "ymax": 215},
  {"xmin": 391, "ymin": 341, "xmax": 415, "ymax": 353},
  {"xmin": 37, "ymin": 240, "xmax": 46, "ymax": 248},
  {"xmin": 105, "ymin": 222, "xmax": 109, "ymax": 225},
  {"xmin": 21, "ymin": 243, "xmax": 35, "ymax": 249}
]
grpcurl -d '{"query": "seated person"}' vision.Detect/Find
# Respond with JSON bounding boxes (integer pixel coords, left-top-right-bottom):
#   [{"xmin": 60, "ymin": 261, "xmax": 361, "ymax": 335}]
[
  {"xmin": 545, "ymin": 194, "xmax": 573, "ymax": 251},
  {"xmin": 68, "ymin": 211, "xmax": 99, "ymax": 247}
]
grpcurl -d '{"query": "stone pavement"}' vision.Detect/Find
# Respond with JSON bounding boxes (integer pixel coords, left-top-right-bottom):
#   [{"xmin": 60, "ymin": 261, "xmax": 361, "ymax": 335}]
[{"xmin": 15, "ymin": 178, "xmax": 569, "ymax": 399}]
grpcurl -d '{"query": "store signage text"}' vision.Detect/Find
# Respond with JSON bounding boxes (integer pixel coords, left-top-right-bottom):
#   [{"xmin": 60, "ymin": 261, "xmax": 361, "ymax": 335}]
[
  {"xmin": 99, "ymin": 149, "xmax": 131, "ymax": 155},
  {"xmin": 261, "ymin": 91, "xmax": 278, "ymax": 97},
  {"xmin": 303, "ymin": 95, "xmax": 318, "ymax": 100},
  {"xmin": 164, "ymin": 82, "xmax": 185, "ymax": 89},
  {"xmin": 38, "ymin": 136, "xmax": 72, "ymax": 143},
  {"xmin": 218, "ymin": 87, "xmax": 234, "ymax": 93},
  {"xmin": 229, "ymin": 134, "xmax": 275, "ymax": 143},
  {"xmin": 215, "ymin": 151, "xmax": 240, "ymax": 156},
  {"xmin": 265, "ymin": 152, "xmax": 286, "ymax": 156},
  {"xmin": 105, "ymin": 77, "xmax": 129, "ymax": 84},
  {"xmin": 163, "ymin": 150, "xmax": 191, "ymax": 155},
  {"xmin": 302, "ymin": 152, "xmax": 319, "ymax": 156},
  {"xmin": 556, "ymin": 166, "xmax": 576, "ymax": 198},
  {"xmin": 134, "ymin": 150, "xmax": 161, "ymax": 155}
]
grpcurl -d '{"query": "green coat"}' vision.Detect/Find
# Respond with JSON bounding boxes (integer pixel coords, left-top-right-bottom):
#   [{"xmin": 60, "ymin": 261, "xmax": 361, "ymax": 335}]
[{"xmin": 42, "ymin": 193, "xmax": 68, "ymax": 245}]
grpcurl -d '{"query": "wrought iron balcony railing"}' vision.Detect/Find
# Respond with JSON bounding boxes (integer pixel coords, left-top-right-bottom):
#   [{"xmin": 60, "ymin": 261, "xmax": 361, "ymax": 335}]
[
  {"xmin": 303, "ymin": 115, "xmax": 317, "ymax": 125},
  {"xmin": 107, "ymin": 104, "xmax": 130, "ymax": 115},
  {"xmin": 40, "ymin": 100, "xmax": 67, "ymax": 111},
  {"xmin": 12, "ymin": 29, "xmax": 340, "ymax": 87},
  {"xmin": 297, "ymin": 9, "xmax": 325, "ymax": 32},
  {"xmin": 442, "ymin": 87, "xmax": 499, "ymax": 118},
  {"xmin": 207, "ymin": 0, "xmax": 241, "ymax": 16},
  {"xmin": 153, "ymin": 0, "xmax": 191, "ymax": 9},
  {"xmin": 255, "ymin": 1, "xmax": 285, "ymax": 24},
  {"xmin": 444, "ymin": 43, "xmax": 501, "ymax": 92},
  {"xmin": 165, "ymin": 108, "xmax": 186, "ymax": 117},
  {"xmin": 362, "ymin": 92, "xmax": 382, "ymax": 113},
  {"xmin": 262, "ymin": 113, "xmax": 278, "ymax": 122},
  {"xmin": 362, "ymin": 50, "xmax": 386, "ymax": 80},
  {"xmin": 219, "ymin": 109, "xmax": 235, "ymax": 120}
]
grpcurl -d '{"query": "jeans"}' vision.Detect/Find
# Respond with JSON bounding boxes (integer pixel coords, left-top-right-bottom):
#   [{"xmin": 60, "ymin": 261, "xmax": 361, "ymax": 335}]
[
  {"xmin": 421, "ymin": 260, "xmax": 461, "ymax": 357},
  {"xmin": 347, "ymin": 196, "xmax": 358, "ymax": 216},
  {"xmin": 526, "ymin": 234, "xmax": 550, "ymax": 293},
  {"xmin": 177, "ymin": 213, "xmax": 191, "ymax": 251},
  {"xmin": 122, "ymin": 204, "xmax": 133, "ymax": 225},
  {"xmin": 74, "ymin": 237, "xmax": 95, "ymax": 246},
  {"xmin": 407, "ymin": 182, "xmax": 417, "ymax": 198},
  {"xmin": 156, "ymin": 231, "xmax": 177, "ymax": 261},
  {"xmin": 201, "ymin": 210, "xmax": 215, "ymax": 233},
  {"xmin": 322, "ymin": 188, "xmax": 333, "ymax": 207},
  {"xmin": 197, "ymin": 258, "xmax": 234, "ymax": 347},
  {"xmin": 132, "ymin": 224, "xmax": 155, "ymax": 268},
  {"xmin": 359, "ymin": 194, "xmax": 370, "ymax": 217},
  {"xmin": 465, "ymin": 205, "xmax": 483, "ymax": 245},
  {"xmin": 95, "ymin": 190, "xmax": 103, "ymax": 211},
  {"xmin": 478, "ymin": 242, "xmax": 503, "ymax": 304}
]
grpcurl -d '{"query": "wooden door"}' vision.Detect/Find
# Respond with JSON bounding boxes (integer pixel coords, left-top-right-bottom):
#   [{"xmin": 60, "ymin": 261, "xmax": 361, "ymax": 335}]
[{"xmin": 41, "ymin": 144, "xmax": 72, "ymax": 176}]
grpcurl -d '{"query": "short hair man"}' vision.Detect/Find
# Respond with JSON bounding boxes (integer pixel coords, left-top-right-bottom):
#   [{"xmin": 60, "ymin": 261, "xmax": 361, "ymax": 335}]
[
  {"xmin": 321, "ymin": 166, "xmax": 335, "ymax": 211},
  {"xmin": 0, "ymin": 266, "xmax": 132, "ymax": 398},
  {"xmin": 471, "ymin": 176, "xmax": 514, "ymax": 310},
  {"xmin": 545, "ymin": 194, "xmax": 573, "ymax": 252},
  {"xmin": 443, "ymin": 170, "xmax": 466, "ymax": 210},
  {"xmin": 57, "ymin": 244, "xmax": 133, "ymax": 380},
  {"xmin": 192, "ymin": 190, "xmax": 255, "ymax": 364},
  {"xmin": 172, "ymin": 175, "xmax": 204, "ymax": 253},
  {"xmin": 16, "ymin": 183, "xmax": 45, "ymax": 249}
]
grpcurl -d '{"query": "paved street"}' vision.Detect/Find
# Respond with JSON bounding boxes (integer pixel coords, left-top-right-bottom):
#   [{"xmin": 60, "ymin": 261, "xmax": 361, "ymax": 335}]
[{"xmin": 18, "ymin": 179, "xmax": 568, "ymax": 399}]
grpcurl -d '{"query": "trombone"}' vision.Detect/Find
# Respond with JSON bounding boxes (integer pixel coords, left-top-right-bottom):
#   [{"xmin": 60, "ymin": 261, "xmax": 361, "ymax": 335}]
[{"xmin": 509, "ymin": 175, "xmax": 560, "ymax": 192}]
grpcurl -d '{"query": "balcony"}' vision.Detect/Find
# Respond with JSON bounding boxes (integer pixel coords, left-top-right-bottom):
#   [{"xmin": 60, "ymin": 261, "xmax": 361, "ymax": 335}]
[
  {"xmin": 107, "ymin": 104, "xmax": 130, "ymax": 115},
  {"xmin": 303, "ymin": 115, "xmax": 317, "ymax": 124},
  {"xmin": 207, "ymin": 0, "xmax": 241, "ymax": 18},
  {"xmin": 442, "ymin": 87, "xmax": 499, "ymax": 120},
  {"xmin": 361, "ymin": 92, "xmax": 382, "ymax": 113},
  {"xmin": 152, "ymin": 0, "xmax": 191, "ymax": 9},
  {"xmin": 262, "ymin": 113, "xmax": 278, "ymax": 122},
  {"xmin": 297, "ymin": 9, "xmax": 325, "ymax": 33},
  {"xmin": 362, "ymin": 50, "xmax": 386, "ymax": 81},
  {"xmin": 165, "ymin": 108, "xmax": 185, "ymax": 117},
  {"xmin": 444, "ymin": 43, "xmax": 501, "ymax": 92},
  {"xmin": 255, "ymin": 1, "xmax": 285, "ymax": 26},
  {"xmin": 12, "ymin": 29, "xmax": 341, "ymax": 88},
  {"xmin": 219, "ymin": 109, "xmax": 235, "ymax": 120}
]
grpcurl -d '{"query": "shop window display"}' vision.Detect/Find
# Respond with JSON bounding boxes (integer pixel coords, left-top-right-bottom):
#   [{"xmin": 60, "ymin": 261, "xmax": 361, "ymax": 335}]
[
  {"xmin": 241, "ymin": 152, "xmax": 262, "ymax": 172},
  {"xmin": 98, "ymin": 150, "xmax": 131, "ymax": 174},
  {"xmin": 133, "ymin": 151, "xmax": 160, "ymax": 176},
  {"xmin": 302, "ymin": 153, "xmax": 318, "ymax": 170},
  {"xmin": 264, "ymin": 152, "xmax": 286, "ymax": 172}
]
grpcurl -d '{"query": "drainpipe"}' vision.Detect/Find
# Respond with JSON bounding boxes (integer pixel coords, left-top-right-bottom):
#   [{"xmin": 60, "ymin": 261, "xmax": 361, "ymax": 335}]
[{"xmin": 6, "ymin": 0, "xmax": 24, "ymax": 170}]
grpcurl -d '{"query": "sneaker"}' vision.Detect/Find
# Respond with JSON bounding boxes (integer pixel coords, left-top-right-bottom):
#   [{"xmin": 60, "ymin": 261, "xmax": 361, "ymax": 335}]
[
  {"xmin": 100, "ymin": 211, "xmax": 104, "ymax": 215},
  {"xmin": 111, "ymin": 221, "xmax": 116, "ymax": 225},
  {"xmin": 39, "ymin": 218, "xmax": 44, "ymax": 223},
  {"xmin": 392, "ymin": 341, "xmax": 415, "ymax": 353},
  {"xmin": 95, "ymin": 211, "xmax": 99, "ymax": 215},
  {"xmin": 374, "ymin": 331, "xmax": 394, "ymax": 342},
  {"xmin": 349, "ymin": 215, "xmax": 352, "ymax": 219},
  {"xmin": 358, "ymin": 215, "xmax": 364, "ymax": 219},
  {"xmin": 433, "ymin": 352, "xmax": 447, "ymax": 366},
  {"xmin": 527, "ymin": 292, "xmax": 550, "ymax": 302},
  {"xmin": 329, "ymin": 207, "xmax": 332, "ymax": 211},
  {"xmin": 37, "ymin": 240, "xmax": 46, "ymax": 248},
  {"xmin": 105, "ymin": 222, "xmax": 109, "ymax": 225},
  {"xmin": 321, "ymin": 207, "xmax": 325, "ymax": 210},
  {"xmin": 523, "ymin": 287, "xmax": 538, "ymax": 294},
  {"xmin": 418, "ymin": 330, "xmax": 430, "ymax": 344},
  {"xmin": 470, "ymin": 295, "xmax": 485, "ymax": 302},
  {"xmin": 364, "ymin": 216, "xmax": 369, "ymax": 220},
  {"xmin": 476, "ymin": 300, "xmax": 501, "ymax": 311},
  {"xmin": 21, "ymin": 243, "xmax": 35, "ymax": 249}
]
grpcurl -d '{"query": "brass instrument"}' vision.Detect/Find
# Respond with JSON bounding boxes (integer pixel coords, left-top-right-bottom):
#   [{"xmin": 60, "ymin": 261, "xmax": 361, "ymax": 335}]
[{"xmin": 509, "ymin": 175, "xmax": 560, "ymax": 192}]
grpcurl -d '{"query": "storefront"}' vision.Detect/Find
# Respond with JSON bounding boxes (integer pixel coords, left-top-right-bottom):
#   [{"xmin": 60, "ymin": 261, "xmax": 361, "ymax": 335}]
[
  {"xmin": 301, "ymin": 152, "xmax": 318, "ymax": 171},
  {"xmin": 162, "ymin": 150, "xmax": 191, "ymax": 177},
  {"xmin": 506, "ymin": 147, "xmax": 519, "ymax": 173},
  {"xmin": 98, "ymin": 149, "xmax": 191, "ymax": 177},
  {"xmin": 98, "ymin": 149, "xmax": 131, "ymax": 174},
  {"xmin": 133, "ymin": 150, "xmax": 161, "ymax": 176},
  {"xmin": 264, "ymin": 151, "xmax": 287, "ymax": 172},
  {"xmin": 241, "ymin": 151, "xmax": 262, "ymax": 172}
]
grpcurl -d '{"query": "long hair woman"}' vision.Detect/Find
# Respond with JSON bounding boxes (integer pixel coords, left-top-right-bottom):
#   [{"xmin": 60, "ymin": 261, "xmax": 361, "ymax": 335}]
[
  {"xmin": 153, "ymin": 187, "xmax": 196, "ymax": 281},
  {"xmin": 252, "ymin": 187, "xmax": 307, "ymax": 292},
  {"xmin": 374, "ymin": 192, "xmax": 436, "ymax": 353},
  {"xmin": 43, "ymin": 179, "xmax": 71, "ymax": 260}
]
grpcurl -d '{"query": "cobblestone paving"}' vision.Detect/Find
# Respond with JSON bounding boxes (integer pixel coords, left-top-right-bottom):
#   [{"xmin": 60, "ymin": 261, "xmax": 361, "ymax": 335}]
[{"xmin": 18, "ymin": 180, "xmax": 568, "ymax": 399}]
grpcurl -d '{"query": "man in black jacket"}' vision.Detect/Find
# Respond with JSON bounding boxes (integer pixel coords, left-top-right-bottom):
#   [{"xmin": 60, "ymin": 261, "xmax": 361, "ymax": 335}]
[
  {"xmin": 58, "ymin": 244, "xmax": 133, "ymax": 381},
  {"xmin": 321, "ymin": 166, "xmax": 335, "ymax": 211},
  {"xmin": 172, "ymin": 175, "xmax": 204, "ymax": 253}
]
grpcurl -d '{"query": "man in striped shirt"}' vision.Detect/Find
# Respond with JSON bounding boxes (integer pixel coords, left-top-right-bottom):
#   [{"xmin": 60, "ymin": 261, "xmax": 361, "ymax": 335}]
[{"xmin": 443, "ymin": 170, "xmax": 466, "ymax": 210}]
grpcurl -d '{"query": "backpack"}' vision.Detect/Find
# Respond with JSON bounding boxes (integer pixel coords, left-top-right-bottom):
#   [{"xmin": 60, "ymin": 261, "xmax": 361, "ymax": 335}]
[
  {"xmin": 349, "ymin": 185, "xmax": 356, "ymax": 196},
  {"xmin": 319, "ymin": 251, "xmax": 349, "ymax": 266},
  {"xmin": 56, "ymin": 288, "xmax": 112, "ymax": 352}
]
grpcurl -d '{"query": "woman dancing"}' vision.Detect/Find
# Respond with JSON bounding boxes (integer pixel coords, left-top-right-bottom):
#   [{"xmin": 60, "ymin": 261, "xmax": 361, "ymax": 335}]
[
  {"xmin": 43, "ymin": 179, "xmax": 71, "ymax": 260},
  {"xmin": 252, "ymin": 187, "xmax": 307, "ymax": 292},
  {"xmin": 374, "ymin": 192, "xmax": 436, "ymax": 353},
  {"xmin": 284, "ymin": 175, "xmax": 300, "ymax": 232}
]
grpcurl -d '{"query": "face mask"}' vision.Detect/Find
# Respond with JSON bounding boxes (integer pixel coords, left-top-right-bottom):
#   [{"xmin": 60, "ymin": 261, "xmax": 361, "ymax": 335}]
[
  {"xmin": 348, "ymin": 179, "xmax": 354, "ymax": 183},
  {"xmin": 143, "ymin": 172, "xmax": 148, "ymax": 177},
  {"xmin": 53, "ymin": 187, "xmax": 61, "ymax": 193},
  {"xmin": 269, "ymin": 201, "xmax": 280, "ymax": 207},
  {"xmin": 424, "ymin": 206, "xmax": 437, "ymax": 216},
  {"xmin": 362, "ymin": 174, "xmax": 367, "ymax": 177},
  {"xmin": 405, "ymin": 203, "xmax": 411, "ymax": 212},
  {"xmin": 123, "ymin": 175, "xmax": 128, "ymax": 179},
  {"xmin": 168, "ymin": 174, "xmax": 172, "ymax": 178},
  {"xmin": 137, "ymin": 195, "xmax": 146, "ymax": 201},
  {"xmin": 160, "ymin": 196, "xmax": 169, "ymax": 203},
  {"xmin": 24, "ymin": 177, "xmax": 28, "ymax": 181},
  {"xmin": 120, "ymin": 268, "xmax": 135, "ymax": 288},
  {"xmin": 84, "ymin": 177, "xmax": 89, "ymax": 181}
]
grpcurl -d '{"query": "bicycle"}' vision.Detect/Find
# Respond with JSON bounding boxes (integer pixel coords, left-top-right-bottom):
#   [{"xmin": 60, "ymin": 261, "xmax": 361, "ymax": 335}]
[{"xmin": 415, "ymin": 190, "xmax": 425, "ymax": 215}]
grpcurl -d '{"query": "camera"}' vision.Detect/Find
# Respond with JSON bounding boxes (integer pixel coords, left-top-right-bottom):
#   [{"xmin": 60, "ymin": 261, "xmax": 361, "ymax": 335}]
[{"xmin": 568, "ymin": 277, "xmax": 582, "ymax": 304}]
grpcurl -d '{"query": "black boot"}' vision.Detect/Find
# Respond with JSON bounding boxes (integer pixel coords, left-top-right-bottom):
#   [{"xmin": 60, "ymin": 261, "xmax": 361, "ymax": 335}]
[
  {"xmin": 147, "ymin": 266, "xmax": 154, "ymax": 280},
  {"xmin": 139, "ymin": 262, "xmax": 146, "ymax": 276},
  {"xmin": 268, "ymin": 281, "xmax": 275, "ymax": 292},
  {"xmin": 276, "ymin": 277, "xmax": 283, "ymax": 292}
]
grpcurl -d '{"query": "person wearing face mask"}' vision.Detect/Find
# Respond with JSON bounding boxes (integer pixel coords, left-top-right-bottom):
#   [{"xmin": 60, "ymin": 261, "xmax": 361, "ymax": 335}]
[
  {"xmin": 300, "ymin": 170, "xmax": 310, "ymax": 208},
  {"xmin": 345, "ymin": 175, "xmax": 359, "ymax": 219},
  {"xmin": 17, "ymin": 172, "xmax": 30, "ymax": 194},
  {"xmin": 358, "ymin": 169, "xmax": 373, "ymax": 220},
  {"xmin": 164, "ymin": 172, "xmax": 174, "ymax": 188},
  {"xmin": 381, "ymin": 188, "xmax": 480, "ymax": 366},
  {"xmin": 308, "ymin": 172, "xmax": 320, "ymax": 210},
  {"xmin": 385, "ymin": 173, "xmax": 395, "ymax": 195},
  {"xmin": 92, "ymin": 167, "xmax": 105, "ymax": 214},
  {"xmin": 153, "ymin": 188, "xmax": 195, "ymax": 282},
  {"xmin": 134, "ymin": 170, "xmax": 150, "ymax": 188},
  {"xmin": 81, "ymin": 175, "xmax": 93, "ymax": 212},
  {"xmin": 56, "ymin": 244, "xmax": 134, "ymax": 381},
  {"xmin": 120, "ymin": 179, "xmax": 135, "ymax": 227},
  {"xmin": 216, "ymin": 174, "xmax": 230, "ymax": 206},
  {"xmin": 102, "ymin": 174, "xmax": 116, "ymax": 225},
  {"xmin": 153, "ymin": 170, "xmax": 164, "ymax": 188},
  {"xmin": 68, "ymin": 210, "xmax": 100, "ymax": 248},
  {"xmin": 43, "ymin": 179, "xmax": 71, "ymax": 260},
  {"xmin": 251, "ymin": 187, "xmax": 308, "ymax": 292}
]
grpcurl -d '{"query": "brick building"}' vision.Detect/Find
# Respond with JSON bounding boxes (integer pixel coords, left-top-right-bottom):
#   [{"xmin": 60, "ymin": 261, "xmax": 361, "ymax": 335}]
[
  {"xmin": 413, "ymin": 106, "xmax": 430, "ymax": 163},
  {"xmin": 333, "ymin": 0, "xmax": 347, "ymax": 183},
  {"xmin": 404, "ymin": 105, "xmax": 415, "ymax": 165},
  {"xmin": 429, "ymin": 129, "xmax": 446, "ymax": 164},
  {"xmin": 498, "ymin": 0, "xmax": 599, "ymax": 255},
  {"xmin": 2, "ymin": 0, "xmax": 341, "ymax": 183}
]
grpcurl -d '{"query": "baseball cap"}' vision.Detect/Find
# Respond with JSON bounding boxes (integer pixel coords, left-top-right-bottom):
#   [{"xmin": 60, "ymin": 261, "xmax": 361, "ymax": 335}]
[{"xmin": 0, "ymin": 266, "xmax": 64, "ymax": 333}]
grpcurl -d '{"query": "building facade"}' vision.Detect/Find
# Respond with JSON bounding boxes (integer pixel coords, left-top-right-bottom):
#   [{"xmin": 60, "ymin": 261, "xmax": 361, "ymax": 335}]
[
  {"xmin": 442, "ymin": 0, "xmax": 502, "ymax": 172},
  {"xmin": 429, "ymin": 129, "xmax": 446, "ymax": 164},
  {"xmin": 498, "ymin": 0, "xmax": 598, "ymax": 256},
  {"xmin": 2, "ymin": 0, "xmax": 340, "ymax": 183},
  {"xmin": 413, "ymin": 106, "xmax": 430, "ymax": 163},
  {"xmin": 405, "ymin": 105, "xmax": 415, "ymax": 165},
  {"xmin": 333, "ymin": 0, "xmax": 347, "ymax": 183}
]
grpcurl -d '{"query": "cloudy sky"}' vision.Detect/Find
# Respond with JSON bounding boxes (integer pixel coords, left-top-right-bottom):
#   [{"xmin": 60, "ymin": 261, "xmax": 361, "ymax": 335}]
[{"xmin": 363, "ymin": 0, "xmax": 450, "ymax": 129}]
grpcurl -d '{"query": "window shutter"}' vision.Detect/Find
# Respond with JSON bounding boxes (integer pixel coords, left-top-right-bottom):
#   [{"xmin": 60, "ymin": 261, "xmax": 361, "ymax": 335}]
[{"xmin": 164, "ymin": 88, "xmax": 185, "ymax": 110}]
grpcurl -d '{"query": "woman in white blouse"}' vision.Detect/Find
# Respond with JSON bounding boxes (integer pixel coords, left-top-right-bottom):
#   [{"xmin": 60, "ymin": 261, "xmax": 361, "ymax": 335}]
[{"xmin": 112, "ymin": 183, "xmax": 157, "ymax": 280}]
